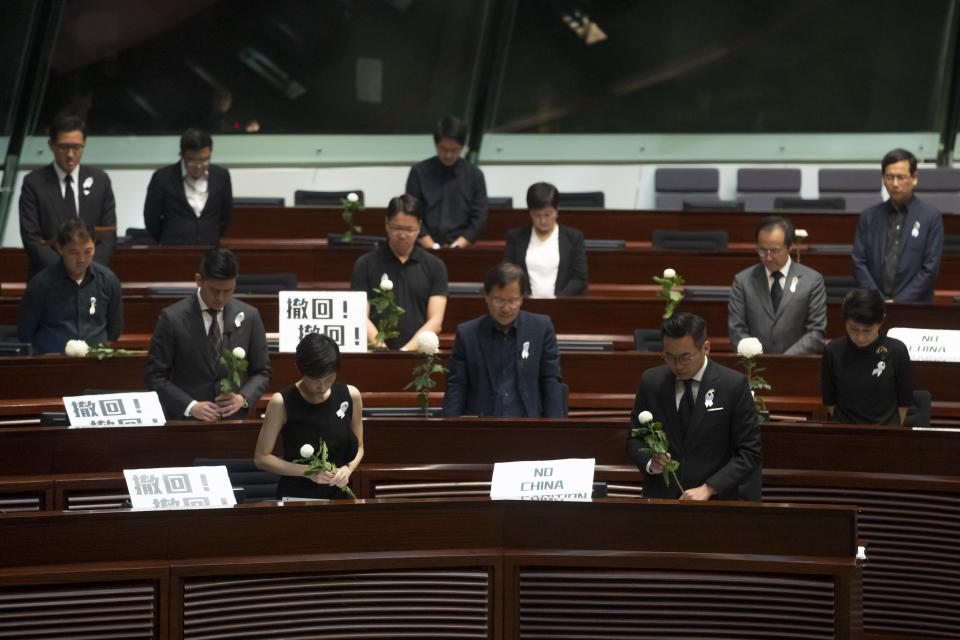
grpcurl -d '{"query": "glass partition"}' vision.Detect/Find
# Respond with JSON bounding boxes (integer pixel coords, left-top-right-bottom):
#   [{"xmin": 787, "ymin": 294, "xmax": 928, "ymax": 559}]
[
  {"xmin": 36, "ymin": 0, "xmax": 489, "ymax": 135},
  {"xmin": 491, "ymin": 0, "xmax": 954, "ymax": 134}
]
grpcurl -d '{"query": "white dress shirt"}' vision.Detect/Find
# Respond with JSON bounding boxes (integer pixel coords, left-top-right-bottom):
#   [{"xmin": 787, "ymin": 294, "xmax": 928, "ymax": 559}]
[
  {"xmin": 182, "ymin": 161, "xmax": 210, "ymax": 217},
  {"xmin": 525, "ymin": 225, "xmax": 560, "ymax": 298},
  {"xmin": 184, "ymin": 289, "xmax": 224, "ymax": 417}
]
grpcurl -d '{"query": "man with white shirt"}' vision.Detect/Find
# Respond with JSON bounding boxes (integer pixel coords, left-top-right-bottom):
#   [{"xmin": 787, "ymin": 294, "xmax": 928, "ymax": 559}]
[
  {"xmin": 145, "ymin": 248, "xmax": 270, "ymax": 421},
  {"xmin": 626, "ymin": 313, "xmax": 761, "ymax": 501},
  {"xmin": 19, "ymin": 116, "xmax": 117, "ymax": 280},
  {"xmin": 144, "ymin": 128, "xmax": 233, "ymax": 245},
  {"xmin": 727, "ymin": 215, "xmax": 826, "ymax": 354}
]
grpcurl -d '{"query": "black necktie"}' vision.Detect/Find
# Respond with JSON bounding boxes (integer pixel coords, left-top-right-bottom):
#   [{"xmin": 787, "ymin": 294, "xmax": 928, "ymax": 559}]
[
  {"xmin": 678, "ymin": 379, "xmax": 695, "ymax": 439},
  {"xmin": 205, "ymin": 308, "xmax": 222, "ymax": 356},
  {"xmin": 770, "ymin": 271, "xmax": 783, "ymax": 312},
  {"xmin": 64, "ymin": 174, "xmax": 78, "ymax": 218}
]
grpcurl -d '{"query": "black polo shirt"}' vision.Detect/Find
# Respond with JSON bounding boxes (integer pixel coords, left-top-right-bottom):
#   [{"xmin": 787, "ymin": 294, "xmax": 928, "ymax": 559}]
[{"xmin": 350, "ymin": 243, "xmax": 448, "ymax": 349}]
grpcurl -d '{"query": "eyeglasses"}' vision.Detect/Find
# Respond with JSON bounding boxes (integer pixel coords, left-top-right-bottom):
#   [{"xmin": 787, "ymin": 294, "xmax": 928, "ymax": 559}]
[
  {"xmin": 661, "ymin": 351, "xmax": 698, "ymax": 365},
  {"xmin": 756, "ymin": 247, "xmax": 783, "ymax": 257},
  {"xmin": 490, "ymin": 297, "xmax": 523, "ymax": 308},
  {"xmin": 185, "ymin": 158, "xmax": 211, "ymax": 168},
  {"xmin": 883, "ymin": 173, "xmax": 913, "ymax": 183},
  {"xmin": 54, "ymin": 143, "xmax": 85, "ymax": 153},
  {"xmin": 387, "ymin": 224, "xmax": 419, "ymax": 235}
]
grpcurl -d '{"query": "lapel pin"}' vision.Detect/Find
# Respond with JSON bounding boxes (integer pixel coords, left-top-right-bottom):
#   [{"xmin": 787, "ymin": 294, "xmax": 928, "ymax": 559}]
[
  {"xmin": 521, "ymin": 341, "xmax": 530, "ymax": 360},
  {"xmin": 704, "ymin": 388, "xmax": 715, "ymax": 408},
  {"xmin": 871, "ymin": 361, "xmax": 886, "ymax": 377},
  {"xmin": 911, "ymin": 221, "xmax": 920, "ymax": 238},
  {"xmin": 789, "ymin": 276, "xmax": 798, "ymax": 293},
  {"xmin": 88, "ymin": 296, "xmax": 96, "ymax": 315},
  {"xmin": 336, "ymin": 401, "xmax": 349, "ymax": 419},
  {"xmin": 234, "ymin": 311, "xmax": 245, "ymax": 328}
]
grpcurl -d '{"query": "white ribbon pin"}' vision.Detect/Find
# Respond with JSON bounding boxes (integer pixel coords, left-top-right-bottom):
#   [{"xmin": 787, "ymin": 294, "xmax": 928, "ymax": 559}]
[
  {"xmin": 521, "ymin": 341, "xmax": 530, "ymax": 360},
  {"xmin": 872, "ymin": 361, "xmax": 886, "ymax": 377},
  {"xmin": 336, "ymin": 401, "xmax": 349, "ymax": 419},
  {"xmin": 789, "ymin": 276, "xmax": 798, "ymax": 293},
  {"xmin": 912, "ymin": 221, "xmax": 920, "ymax": 238},
  {"xmin": 88, "ymin": 297, "xmax": 96, "ymax": 315},
  {"xmin": 82, "ymin": 176, "xmax": 93, "ymax": 196},
  {"xmin": 704, "ymin": 388, "xmax": 715, "ymax": 408},
  {"xmin": 234, "ymin": 311, "xmax": 245, "ymax": 328}
]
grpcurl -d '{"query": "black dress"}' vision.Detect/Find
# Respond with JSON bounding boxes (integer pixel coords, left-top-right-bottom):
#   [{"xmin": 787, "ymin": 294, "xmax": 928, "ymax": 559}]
[
  {"xmin": 821, "ymin": 335, "xmax": 913, "ymax": 425},
  {"xmin": 276, "ymin": 382, "xmax": 359, "ymax": 499}
]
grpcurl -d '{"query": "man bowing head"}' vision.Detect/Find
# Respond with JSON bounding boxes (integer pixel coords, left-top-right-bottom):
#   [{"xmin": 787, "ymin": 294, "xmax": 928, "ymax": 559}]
[
  {"xmin": 627, "ymin": 313, "xmax": 761, "ymax": 501},
  {"xmin": 145, "ymin": 248, "xmax": 270, "ymax": 421}
]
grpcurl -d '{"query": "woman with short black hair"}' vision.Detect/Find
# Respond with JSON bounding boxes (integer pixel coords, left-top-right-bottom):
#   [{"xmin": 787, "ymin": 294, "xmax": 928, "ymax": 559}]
[
  {"xmin": 255, "ymin": 333, "xmax": 363, "ymax": 498},
  {"xmin": 821, "ymin": 288, "xmax": 913, "ymax": 425}
]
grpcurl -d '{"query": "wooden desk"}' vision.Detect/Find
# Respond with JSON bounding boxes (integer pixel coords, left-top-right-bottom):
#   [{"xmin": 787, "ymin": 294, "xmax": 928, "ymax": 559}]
[
  {"xmin": 4, "ymin": 240, "xmax": 960, "ymax": 286},
  {"xmin": 225, "ymin": 205, "xmax": 960, "ymax": 244}
]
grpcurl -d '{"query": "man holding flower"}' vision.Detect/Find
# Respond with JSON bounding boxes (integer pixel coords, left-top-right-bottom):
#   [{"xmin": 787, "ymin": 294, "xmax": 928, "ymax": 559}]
[
  {"xmin": 145, "ymin": 248, "xmax": 270, "ymax": 421},
  {"xmin": 626, "ymin": 313, "xmax": 761, "ymax": 501},
  {"xmin": 350, "ymin": 195, "xmax": 448, "ymax": 350}
]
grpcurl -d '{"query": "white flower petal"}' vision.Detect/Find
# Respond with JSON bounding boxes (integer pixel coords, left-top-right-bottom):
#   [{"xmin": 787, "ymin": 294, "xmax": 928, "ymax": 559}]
[
  {"xmin": 637, "ymin": 410, "xmax": 654, "ymax": 424},
  {"xmin": 346, "ymin": 192, "xmax": 359, "ymax": 203},
  {"xmin": 737, "ymin": 337, "xmax": 763, "ymax": 358},
  {"xmin": 417, "ymin": 331, "xmax": 440, "ymax": 355},
  {"xmin": 300, "ymin": 444, "xmax": 315, "ymax": 458},
  {"xmin": 232, "ymin": 347, "xmax": 246, "ymax": 360},
  {"xmin": 663, "ymin": 268, "xmax": 676, "ymax": 279}
]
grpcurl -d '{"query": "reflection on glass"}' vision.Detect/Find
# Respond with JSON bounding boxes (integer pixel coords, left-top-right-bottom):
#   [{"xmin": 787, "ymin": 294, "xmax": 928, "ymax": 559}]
[
  {"xmin": 37, "ymin": 0, "xmax": 486, "ymax": 134},
  {"xmin": 492, "ymin": 0, "xmax": 952, "ymax": 133}
]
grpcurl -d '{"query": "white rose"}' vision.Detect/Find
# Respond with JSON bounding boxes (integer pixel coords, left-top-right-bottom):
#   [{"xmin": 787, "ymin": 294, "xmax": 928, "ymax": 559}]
[
  {"xmin": 737, "ymin": 337, "xmax": 763, "ymax": 358},
  {"xmin": 637, "ymin": 410, "xmax": 654, "ymax": 424},
  {"xmin": 232, "ymin": 347, "xmax": 246, "ymax": 360},
  {"xmin": 380, "ymin": 277, "xmax": 394, "ymax": 291},
  {"xmin": 663, "ymin": 268, "xmax": 676, "ymax": 279},
  {"xmin": 417, "ymin": 331, "xmax": 440, "ymax": 355},
  {"xmin": 795, "ymin": 228, "xmax": 808, "ymax": 240},
  {"xmin": 64, "ymin": 340, "xmax": 90, "ymax": 357},
  {"xmin": 346, "ymin": 192, "xmax": 359, "ymax": 203},
  {"xmin": 300, "ymin": 444, "xmax": 315, "ymax": 458}
]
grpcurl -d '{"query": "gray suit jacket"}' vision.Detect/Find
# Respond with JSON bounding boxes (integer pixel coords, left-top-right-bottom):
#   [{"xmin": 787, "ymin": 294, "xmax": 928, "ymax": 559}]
[
  {"xmin": 728, "ymin": 261, "xmax": 826, "ymax": 354},
  {"xmin": 144, "ymin": 294, "xmax": 271, "ymax": 419}
]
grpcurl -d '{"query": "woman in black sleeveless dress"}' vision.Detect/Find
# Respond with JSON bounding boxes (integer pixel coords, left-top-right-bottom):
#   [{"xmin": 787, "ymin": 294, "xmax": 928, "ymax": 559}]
[{"xmin": 255, "ymin": 334, "xmax": 364, "ymax": 499}]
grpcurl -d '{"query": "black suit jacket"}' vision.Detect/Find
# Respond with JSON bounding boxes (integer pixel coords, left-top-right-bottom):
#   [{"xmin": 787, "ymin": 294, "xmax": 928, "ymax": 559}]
[
  {"xmin": 503, "ymin": 224, "xmax": 589, "ymax": 296},
  {"xmin": 626, "ymin": 360, "xmax": 762, "ymax": 501},
  {"xmin": 443, "ymin": 310, "xmax": 564, "ymax": 418},
  {"xmin": 19, "ymin": 164, "xmax": 116, "ymax": 279},
  {"xmin": 143, "ymin": 162, "xmax": 233, "ymax": 245},
  {"xmin": 144, "ymin": 294, "xmax": 271, "ymax": 419}
]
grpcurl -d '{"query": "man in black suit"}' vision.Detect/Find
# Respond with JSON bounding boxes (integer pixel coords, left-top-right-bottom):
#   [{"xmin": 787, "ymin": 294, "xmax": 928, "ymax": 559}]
[
  {"xmin": 143, "ymin": 128, "xmax": 233, "ymax": 245},
  {"xmin": 144, "ymin": 248, "xmax": 270, "ymax": 421},
  {"xmin": 19, "ymin": 116, "xmax": 116, "ymax": 280},
  {"xmin": 626, "ymin": 313, "xmax": 761, "ymax": 501}
]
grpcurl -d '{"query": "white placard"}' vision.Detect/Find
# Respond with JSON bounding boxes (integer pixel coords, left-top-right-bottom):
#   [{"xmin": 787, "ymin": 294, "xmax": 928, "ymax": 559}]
[
  {"xmin": 490, "ymin": 458, "xmax": 595, "ymax": 501},
  {"xmin": 123, "ymin": 466, "xmax": 237, "ymax": 510},
  {"xmin": 63, "ymin": 391, "xmax": 166, "ymax": 428},
  {"xmin": 278, "ymin": 290, "xmax": 368, "ymax": 353},
  {"xmin": 887, "ymin": 327, "xmax": 960, "ymax": 362}
]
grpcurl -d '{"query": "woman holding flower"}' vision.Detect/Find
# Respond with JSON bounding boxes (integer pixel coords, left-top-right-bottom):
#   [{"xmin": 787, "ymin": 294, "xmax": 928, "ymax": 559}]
[
  {"xmin": 822, "ymin": 288, "xmax": 913, "ymax": 425},
  {"xmin": 254, "ymin": 334, "xmax": 363, "ymax": 499}
]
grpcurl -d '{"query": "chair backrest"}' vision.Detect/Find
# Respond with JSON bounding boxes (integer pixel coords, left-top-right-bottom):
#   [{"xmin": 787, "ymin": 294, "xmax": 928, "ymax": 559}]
[
  {"xmin": 634, "ymin": 329, "xmax": 663, "ymax": 352},
  {"xmin": 943, "ymin": 234, "xmax": 960, "ymax": 253},
  {"xmin": 654, "ymin": 168, "xmax": 720, "ymax": 210},
  {"xmin": 192, "ymin": 457, "xmax": 280, "ymax": 503},
  {"xmin": 487, "ymin": 196, "xmax": 513, "ymax": 209},
  {"xmin": 823, "ymin": 275, "xmax": 858, "ymax": 302},
  {"xmin": 736, "ymin": 169, "xmax": 802, "ymax": 211},
  {"xmin": 326, "ymin": 232, "xmax": 385, "ymax": 248},
  {"xmin": 233, "ymin": 196, "xmax": 285, "ymax": 207},
  {"xmin": 556, "ymin": 191, "xmax": 604, "ymax": 209},
  {"xmin": 680, "ymin": 199, "xmax": 744, "ymax": 211},
  {"xmin": 236, "ymin": 273, "xmax": 298, "ymax": 294},
  {"xmin": 294, "ymin": 190, "xmax": 365, "ymax": 206},
  {"xmin": 903, "ymin": 390, "xmax": 931, "ymax": 428},
  {"xmin": 651, "ymin": 229, "xmax": 728, "ymax": 251},
  {"xmin": 773, "ymin": 196, "xmax": 846, "ymax": 211},
  {"xmin": 0, "ymin": 324, "xmax": 20, "ymax": 340},
  {"xmin": 119, "ymin": 227, "xmax": 156, "ymax": 245},
  {"xmin": 584, "ymin": 239, "xmax": 626, "ymax": 251},
  {"xmin": 817, "ymin": 168, "xmax": 882, "ymax": 212},
  {"xmin": 0, "ymin": 341, "xmax": 33, "ymax": 356}
]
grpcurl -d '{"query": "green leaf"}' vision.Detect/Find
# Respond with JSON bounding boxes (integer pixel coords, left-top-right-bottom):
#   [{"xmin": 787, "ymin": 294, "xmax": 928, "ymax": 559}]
[{"xmin": 668, "ymin": 290, "xmax": 683, "ymax": 302}]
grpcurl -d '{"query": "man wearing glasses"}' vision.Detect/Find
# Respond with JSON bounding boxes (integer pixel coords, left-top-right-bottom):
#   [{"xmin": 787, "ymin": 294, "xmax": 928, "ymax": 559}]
[
  {"xmin": 350, "ymin": 194, "xmax": 448, "ymax": 350},
  {"xmin": 728, "ymin": 215, "xmax": 826, "ymax": 354},
  {"xmin": 144, "ymin": 128, "xmax": 233, "ymax": 245},
  {"xmin": 852, "ymin": 148, "xmax": 943, "ymax": 304},
  {"xmin": 19, "ymin": 115, "xmax": 117, "ymax": 280},
  {"xmin": 627, "ymin": 313, "xmax": 761, "ymax": 501},
  {"xmin": 443, "ymin": 262, "xmax": 564, "ymax": 418}
]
